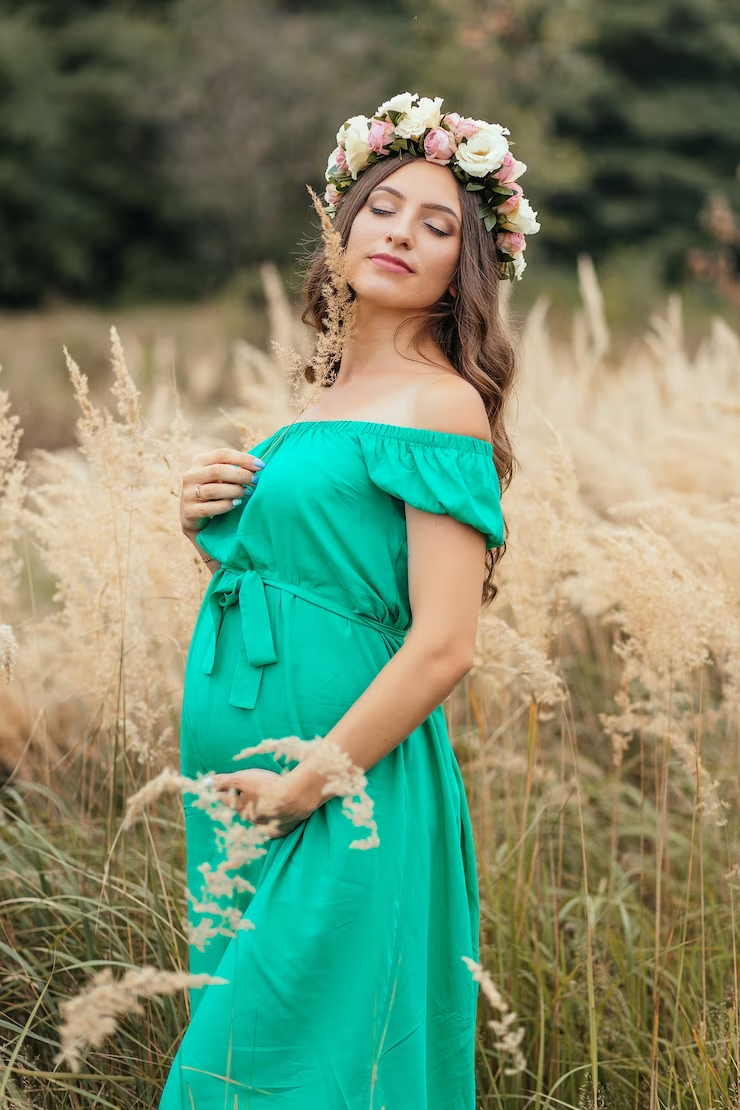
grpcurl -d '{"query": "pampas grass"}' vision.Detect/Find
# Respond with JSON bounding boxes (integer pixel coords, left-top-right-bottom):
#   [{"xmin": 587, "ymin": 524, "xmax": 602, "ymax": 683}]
[
  {"xmin": 0, "ymin": 624, "xmax": 17, "ymax": 684},
  {"xmin": 55, "ymin": 967, "xmax": 227, "ymax": 1074},
  {"xmin": 1, "ymin": 259, "xmax": 739, "ymax": 1107}
]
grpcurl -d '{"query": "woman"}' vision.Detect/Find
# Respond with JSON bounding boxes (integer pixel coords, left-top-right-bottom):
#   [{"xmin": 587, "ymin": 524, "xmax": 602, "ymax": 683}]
[{"xmin": 160, "ymin": 93, "xmax": 538, "ymax": 1109}]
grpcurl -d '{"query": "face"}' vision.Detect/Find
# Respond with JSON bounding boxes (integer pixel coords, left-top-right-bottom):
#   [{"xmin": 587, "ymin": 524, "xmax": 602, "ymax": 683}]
[{"xmin": 344, "ymin": 159, "xmax": 462, "ymax": 311}]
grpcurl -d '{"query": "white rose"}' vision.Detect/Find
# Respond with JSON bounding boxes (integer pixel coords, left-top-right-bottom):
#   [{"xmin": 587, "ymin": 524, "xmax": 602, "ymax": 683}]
[
  {"xmin": 512, "ymin": 253, "xmax": 527, "ymax": 280},
  {"xmin": 501, "ymin": 196, "xmax": 540, "ymax": 235},
  {"xmin": 394, "ymin": 96, "xmax": 444, "ymax": 140},
  {"xmin": 454, "ymin": 124, "xmax": 510, "ymax": 177},
  {"xmin": 376, "ymin": 92, "xmax": 417, "ymax": 118},
  {"xmin": 338, "ymin": 115, "xmax": 372, "ymax": 179}
]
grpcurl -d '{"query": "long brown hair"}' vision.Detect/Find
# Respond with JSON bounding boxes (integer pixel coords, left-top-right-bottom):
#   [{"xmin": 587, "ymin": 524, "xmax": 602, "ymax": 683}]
[{"xmin": 301, "ymin": 155, "xmax": 519, "ymax": 605}]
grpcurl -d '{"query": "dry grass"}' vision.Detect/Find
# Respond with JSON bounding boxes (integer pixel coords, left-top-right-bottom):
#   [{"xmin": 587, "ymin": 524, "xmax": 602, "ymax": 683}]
[{"xmin": 0, "ymin": 258, "xmax": 739, "ymax": 1108}]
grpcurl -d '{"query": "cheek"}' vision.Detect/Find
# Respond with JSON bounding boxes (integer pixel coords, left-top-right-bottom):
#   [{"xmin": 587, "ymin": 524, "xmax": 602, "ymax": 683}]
[
  {"xmin": 419, "ymin": 238, "xmax": 460, "ymax": 290},
  {"xmin": 344, "ymin": 221, "xmax": 372, "ymax": 282}
]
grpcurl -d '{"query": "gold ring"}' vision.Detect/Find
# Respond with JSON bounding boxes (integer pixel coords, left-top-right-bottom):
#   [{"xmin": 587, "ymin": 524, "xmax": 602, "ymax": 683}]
[{"xmin": 195, "ymin": 483, "xmax": 205, "ymax": 501}]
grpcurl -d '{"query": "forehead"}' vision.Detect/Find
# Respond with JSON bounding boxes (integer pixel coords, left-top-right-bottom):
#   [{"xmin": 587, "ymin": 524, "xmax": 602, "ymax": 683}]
[{"xmin": 372, "ymin": 159, "xmax": 461, "ymax": 216}]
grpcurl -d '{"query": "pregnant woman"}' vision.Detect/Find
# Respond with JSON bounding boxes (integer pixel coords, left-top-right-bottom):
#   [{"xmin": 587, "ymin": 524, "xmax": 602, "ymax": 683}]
[{"xmin": 159, "ymin": 92, "xmax": 539, "ymax": 1109}]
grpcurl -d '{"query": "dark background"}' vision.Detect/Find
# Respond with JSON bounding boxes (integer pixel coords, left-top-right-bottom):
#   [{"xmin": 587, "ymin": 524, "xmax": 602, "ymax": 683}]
[{"xmin": 1, "ymin": 0, "xmax": 739, "ymax": 309}]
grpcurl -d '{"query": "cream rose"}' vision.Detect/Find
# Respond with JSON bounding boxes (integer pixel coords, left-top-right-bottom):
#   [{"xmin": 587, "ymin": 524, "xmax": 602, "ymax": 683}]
[
  {"xmin": 454, "ymin": 124, "xmax": 510, "ymax": 178},
  {"xmin": 338, "ymin": 115, "xmax": 372, "ymax": 179},
  {"xmin": 376, "ymin": 92, "xmax": 417, "ymax": 118},
  {"xmin": 394, "ymin": 96, "xmax": 444, "ymax": 140},
  {"xmin": 501, "ymin": 195, "xmax": 540, "ymax": 236},
  {"xmin": 512, "ymin": 253, "xmax": 527, "ymax": 280}
]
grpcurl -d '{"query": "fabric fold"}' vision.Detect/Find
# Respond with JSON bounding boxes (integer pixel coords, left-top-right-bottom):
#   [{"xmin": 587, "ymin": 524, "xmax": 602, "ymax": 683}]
[{"xmin": 360, "ymin": 432, "xmax": 505, "ymax": 550}]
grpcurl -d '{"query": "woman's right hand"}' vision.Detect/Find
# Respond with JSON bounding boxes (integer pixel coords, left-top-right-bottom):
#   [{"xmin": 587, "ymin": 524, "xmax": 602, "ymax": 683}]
[{"xmin": 180, "ymin": 448, "xmax": 266, "ymax": 537}]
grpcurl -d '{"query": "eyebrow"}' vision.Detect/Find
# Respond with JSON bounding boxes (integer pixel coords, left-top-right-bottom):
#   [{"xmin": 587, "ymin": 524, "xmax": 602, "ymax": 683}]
[{"xmin": 371, "ymin": 185, "xmax": 460, "ymax": 223}]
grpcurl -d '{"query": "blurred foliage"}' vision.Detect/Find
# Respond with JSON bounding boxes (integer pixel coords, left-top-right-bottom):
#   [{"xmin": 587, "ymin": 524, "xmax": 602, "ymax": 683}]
[{"xmin": 0, "ymin": 0, "xmax": 738, "ymax": 306}]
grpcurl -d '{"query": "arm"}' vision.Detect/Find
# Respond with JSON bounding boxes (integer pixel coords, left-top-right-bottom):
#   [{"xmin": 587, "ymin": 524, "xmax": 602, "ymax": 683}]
[
  {"xmin": 284, "ymin": 380, "xmax": 492, "ymax": 810},
  {"xmin": 284, "ymin": 505, "xmax": 487, "ymax": 810}
]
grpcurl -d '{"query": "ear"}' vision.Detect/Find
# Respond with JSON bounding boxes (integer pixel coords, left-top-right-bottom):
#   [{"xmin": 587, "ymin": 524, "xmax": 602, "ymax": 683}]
[{"xmin": 448, "ymin": 284, "xmax": 458, "ymax": 298}]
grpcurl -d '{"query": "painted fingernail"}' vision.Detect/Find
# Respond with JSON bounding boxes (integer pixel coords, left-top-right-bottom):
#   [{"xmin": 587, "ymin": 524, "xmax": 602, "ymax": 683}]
[
  {"xmin": 253, "ymin": 457, "xmax": 266, "ymax": 469},
  {"xmin": 252, "ymin": 472, "xmax": 260, "ymax": 485},
  {"xmin": 232, "ymin": 498, "xmax": 242, "ymax": 506}
]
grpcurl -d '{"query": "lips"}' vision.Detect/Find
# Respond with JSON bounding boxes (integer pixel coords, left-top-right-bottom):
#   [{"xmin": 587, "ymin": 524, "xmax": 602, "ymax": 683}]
[{"xmin": 369, "ymin": 254, "xmax": 413, "ymax": 274}]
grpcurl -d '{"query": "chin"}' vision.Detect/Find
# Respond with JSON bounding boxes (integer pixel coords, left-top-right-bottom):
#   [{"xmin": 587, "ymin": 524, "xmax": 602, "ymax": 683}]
[{"xmin": 352, "ymin": 276, "xmax": 430, "ymax": 311}]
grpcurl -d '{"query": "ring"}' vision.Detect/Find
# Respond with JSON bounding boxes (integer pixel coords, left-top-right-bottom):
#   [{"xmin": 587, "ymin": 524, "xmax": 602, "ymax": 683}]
[
  {"xmin": 195, "ymin": 484, "xmax": 205, "ymax": 501},
  {"xmin": 203, "ymin": 774, "xmax": 215, "ymax": 789}
]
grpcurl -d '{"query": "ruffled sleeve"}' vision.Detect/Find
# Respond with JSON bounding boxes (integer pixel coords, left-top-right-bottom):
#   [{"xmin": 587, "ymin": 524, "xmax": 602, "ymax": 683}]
[
  {"xmin": 195, "ymin": 426, "xmax": 285, "ymax": 565},
  {"xmin": 361, "ymin": 429, "xmax": 505, "ymax": 551}
]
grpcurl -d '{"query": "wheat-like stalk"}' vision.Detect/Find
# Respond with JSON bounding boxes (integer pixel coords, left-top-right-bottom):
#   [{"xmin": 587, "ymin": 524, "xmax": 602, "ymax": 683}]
[
  {"xmin": 235, "ymin": 735, "xmax": 379, "ymax": 849},
  {"xmin": 462, "ymin": 956, "xmax": 527, "ymax": 1076},
  {"xmin": 304, "ymin": 184, "xmax": 356, "ymax": 389},
  {"xmin": 0, "ymin": 623, "xmax": 17, "ymax": 684},
  {"xmin": 55, "ymin": 967, "xmax": 227, "ymax": 1072}
]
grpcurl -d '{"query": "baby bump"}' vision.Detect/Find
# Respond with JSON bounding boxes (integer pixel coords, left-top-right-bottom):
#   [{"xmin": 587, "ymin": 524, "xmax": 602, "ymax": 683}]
[{"xmin": 181, "ymin": 583, "xmax": 399, "ymax": 775}]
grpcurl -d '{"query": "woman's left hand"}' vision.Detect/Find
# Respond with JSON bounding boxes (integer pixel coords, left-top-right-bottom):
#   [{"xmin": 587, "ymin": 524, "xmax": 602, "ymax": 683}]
[{"xmin": 210, "ymin": 768, "xmax": 318, "ymax": 839}]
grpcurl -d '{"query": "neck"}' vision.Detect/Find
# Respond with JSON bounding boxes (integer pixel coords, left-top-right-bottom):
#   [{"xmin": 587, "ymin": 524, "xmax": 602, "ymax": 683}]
[{"xmin": 335, "ymin": 298, "xmax": 436, "ymax": 385}]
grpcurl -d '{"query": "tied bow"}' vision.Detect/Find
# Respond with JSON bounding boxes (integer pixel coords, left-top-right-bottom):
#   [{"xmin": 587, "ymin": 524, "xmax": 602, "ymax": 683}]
[{"xmin": 202, "ymin": 567, "xmax": 278, "ymax": 710}]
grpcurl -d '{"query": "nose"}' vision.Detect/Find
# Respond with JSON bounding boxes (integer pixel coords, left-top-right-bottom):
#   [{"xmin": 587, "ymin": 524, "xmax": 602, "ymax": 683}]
[{"xmin": 385, "ymin": 214, "xmax": 414, "ymax": 250}]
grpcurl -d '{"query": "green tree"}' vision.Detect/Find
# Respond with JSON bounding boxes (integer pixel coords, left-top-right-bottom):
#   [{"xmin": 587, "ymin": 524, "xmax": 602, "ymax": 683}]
[
  {"xmin": 0, "ymin": 7, "xmax": 197, "ymax": 305},
  {"xmin": 547, "ymin": 0, "xmax": 740, "ymax": 282}
]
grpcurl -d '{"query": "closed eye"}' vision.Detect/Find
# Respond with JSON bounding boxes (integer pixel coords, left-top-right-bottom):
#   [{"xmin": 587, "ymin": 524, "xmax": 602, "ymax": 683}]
[{"xmin": 368, "ymin": 206, "xmax": 451, "ymax": 238}]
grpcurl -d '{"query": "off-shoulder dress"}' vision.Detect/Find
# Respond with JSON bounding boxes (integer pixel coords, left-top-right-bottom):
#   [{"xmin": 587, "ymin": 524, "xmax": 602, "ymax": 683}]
[{"xmin": 159, "ymin": 419, "xmax": 504, "ymax": 1110}]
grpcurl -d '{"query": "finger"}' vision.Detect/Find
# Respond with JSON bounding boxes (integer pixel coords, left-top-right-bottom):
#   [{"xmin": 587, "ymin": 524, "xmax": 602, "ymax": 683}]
[
  {"xmin": 190, "ymin": 481, "xmax": 247, "ymax": 502},
  {"xmin": 191, "ymin": 449, "xmax": 267, "ymax": 471},
  {"xmin": 202, "ymin": 463, "xmax": 264, "ymax": 486},
  {"xmin": 184, "ymin": 499, "xmax": 234, "ymax": 527}
]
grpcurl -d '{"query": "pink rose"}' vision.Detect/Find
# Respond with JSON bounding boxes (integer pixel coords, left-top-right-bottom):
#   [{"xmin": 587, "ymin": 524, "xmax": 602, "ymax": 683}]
[
  {"xmin": 333, "ymin": 145, "xmax": 348, "ymax": 172},
  {"xmin": 443, "ymin": 113, "xmax": 478, "ymax": 140},
  {"xmin": 424, "ymin": 127, "xmax": 457, "ymax": 165},
  {"xmin": 496, "ymin": 183, "xmax": 523, "ymax": 217},
  {"xmin": 496, "ymin": 230, "xmax": 525, "ymax": 256},
  {"xmin": 368, "ymin": 118, "xmax": 394, "ymax": 155},
  {"xmin": 493, "ymin": 150, "xmax": 527, "ymax": 185},
  {"xmin": 325, "ymin": 184, "xmax": 342, "ymax": 206}
]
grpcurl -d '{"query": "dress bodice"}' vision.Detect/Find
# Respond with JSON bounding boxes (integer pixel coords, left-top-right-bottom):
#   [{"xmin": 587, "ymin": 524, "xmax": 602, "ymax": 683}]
[{"xmin": 197, "ymin": 419, "xmax": 504, "ymax": 635}]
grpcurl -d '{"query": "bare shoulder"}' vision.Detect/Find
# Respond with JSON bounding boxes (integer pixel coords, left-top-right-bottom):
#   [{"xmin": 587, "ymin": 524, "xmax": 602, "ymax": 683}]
[{"xmin": 413, "ymin": 374, "xmax": 492, "ymax": 442}]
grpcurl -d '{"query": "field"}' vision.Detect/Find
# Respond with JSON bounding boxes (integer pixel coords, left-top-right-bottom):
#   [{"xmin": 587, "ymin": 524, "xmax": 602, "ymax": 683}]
[{"xmin": 1, "ymin": 260, "xmax": 739, "ymax": 1109}]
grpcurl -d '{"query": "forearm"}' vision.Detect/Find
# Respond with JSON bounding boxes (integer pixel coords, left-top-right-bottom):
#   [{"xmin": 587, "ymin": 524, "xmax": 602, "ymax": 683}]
[{"xmin": 286, "ymin": 633, "xmax": 470, "ymax": 807}]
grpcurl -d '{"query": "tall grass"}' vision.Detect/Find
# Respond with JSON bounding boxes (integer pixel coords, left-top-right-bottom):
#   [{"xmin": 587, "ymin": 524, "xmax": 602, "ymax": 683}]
[{"xmin": 1, "ymin": 260, "xmax": 739, "ymax": 1108}]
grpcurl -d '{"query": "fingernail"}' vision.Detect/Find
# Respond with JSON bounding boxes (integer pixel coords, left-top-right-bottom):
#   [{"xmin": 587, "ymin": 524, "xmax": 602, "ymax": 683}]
[
  {"xmin": 253, "ymin": 457, "xmax": 266, "ymax": 469},
  {"xmin": 232, "ymin": 498, "xmax": 242, "ymax": 506},
  {"xmin": 252, "ymin": 472, "xmax": 260, "ymax": 485}
]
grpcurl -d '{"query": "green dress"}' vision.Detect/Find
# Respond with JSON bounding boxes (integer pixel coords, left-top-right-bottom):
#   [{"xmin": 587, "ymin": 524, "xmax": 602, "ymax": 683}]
[{"xmin": 159, "ymin": 419, "xmax": 504, "ymax": 1110}]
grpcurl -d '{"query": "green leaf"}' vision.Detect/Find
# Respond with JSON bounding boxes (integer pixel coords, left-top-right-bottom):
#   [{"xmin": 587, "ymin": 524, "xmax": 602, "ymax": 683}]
[
  {"xmin": 465, "ymin": 182, "xmax": 485, "ymax": 192},
  {"xmin": 483, "ymin": 213, "xmax": 498, "ymax": 232}
]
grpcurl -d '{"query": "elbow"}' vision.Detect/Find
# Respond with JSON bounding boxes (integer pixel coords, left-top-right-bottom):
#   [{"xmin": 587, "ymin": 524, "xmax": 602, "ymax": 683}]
[{"xmin": 450, "ymin": 649, "xmax": 474, "ymax": 681}]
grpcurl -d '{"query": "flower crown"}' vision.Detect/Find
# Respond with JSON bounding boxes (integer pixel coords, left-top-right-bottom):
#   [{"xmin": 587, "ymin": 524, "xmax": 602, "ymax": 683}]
[{"xmin": 324, "ymin": 92, "xmax": 540, "ymax": 282}]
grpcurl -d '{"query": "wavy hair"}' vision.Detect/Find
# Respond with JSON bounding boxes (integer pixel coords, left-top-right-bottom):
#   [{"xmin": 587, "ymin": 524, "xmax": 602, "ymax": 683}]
[{"xmin": 301, "ymin": 155, "xmax": 519, "ymax": 605}]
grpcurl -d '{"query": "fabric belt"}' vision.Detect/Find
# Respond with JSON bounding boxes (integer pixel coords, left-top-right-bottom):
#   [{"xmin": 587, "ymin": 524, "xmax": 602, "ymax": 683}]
[{"xmin": 202, "ymin": 565, "xmax": 408, "ymax": 710}]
